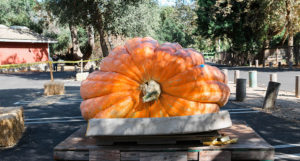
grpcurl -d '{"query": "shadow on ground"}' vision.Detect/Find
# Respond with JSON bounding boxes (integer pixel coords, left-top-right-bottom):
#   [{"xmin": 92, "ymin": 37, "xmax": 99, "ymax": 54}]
[
  {"xmin": 0, "ymin": 123, "xmax": 84, "ymax": 161},
  {"xmin": 0, "ymin": 71, "xmax": 77, "ymax": 81},
  {"xmin": 0, "ymin": 85, "xmax": 85, "ymax": 161},
  {"xmin": 0, "ymin": 86, "xmax": 80, "ymax": 107}
]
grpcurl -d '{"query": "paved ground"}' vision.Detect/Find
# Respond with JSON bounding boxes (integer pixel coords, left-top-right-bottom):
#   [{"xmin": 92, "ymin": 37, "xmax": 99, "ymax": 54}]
[{"xmin": 0, "ymin": 71, "xmax": 300, "ymax": 160}]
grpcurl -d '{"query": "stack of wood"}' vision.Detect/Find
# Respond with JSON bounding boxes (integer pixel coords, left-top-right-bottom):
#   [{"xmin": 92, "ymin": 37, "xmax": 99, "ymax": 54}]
[{"xmin": 0, "ymin": 107, "xmax": 24, "ymax": 148}]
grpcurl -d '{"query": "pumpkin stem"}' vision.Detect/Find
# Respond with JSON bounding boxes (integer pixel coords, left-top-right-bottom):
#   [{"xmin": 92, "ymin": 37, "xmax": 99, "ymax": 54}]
[{"xmin": 141, "ymin": 80, "xmax": 161, "ymax": 103}]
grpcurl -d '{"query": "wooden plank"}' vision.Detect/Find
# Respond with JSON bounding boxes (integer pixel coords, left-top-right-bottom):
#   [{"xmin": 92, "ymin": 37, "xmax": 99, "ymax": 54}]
[
  {"xmin": 140, "ymin": 152, "xmax": 187, "ymax": 161},
  {"xmin": 54, "ymin": 125, "xmax": 89, "ymax": 151},
  {"xmin": 121, "ymin": 152, "xmax": 140, "ymax": 161},
  {"xmin": 187, "ymin": 152, "xmax": 198, "ymax": 161},
  {"xmin": 54, "ymin": 151, "xmax": 89, "ymax": 161},
  {"xmin": 199, "ymin": 151, "xmax": 231, "ymax": 161},
  {"xmin": 231, "ymin": 150, "xmax": 274, "ymax": 160},
  {"xmin": 89, "ymin": 149, "xmax": 120, "ymax": 161}
]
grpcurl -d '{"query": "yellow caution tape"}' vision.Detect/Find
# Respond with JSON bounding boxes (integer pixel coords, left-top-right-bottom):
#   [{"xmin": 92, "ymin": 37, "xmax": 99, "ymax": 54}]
[{"xmin": 0, "ymin": 58, "xmax": 102, "ymax": 69}]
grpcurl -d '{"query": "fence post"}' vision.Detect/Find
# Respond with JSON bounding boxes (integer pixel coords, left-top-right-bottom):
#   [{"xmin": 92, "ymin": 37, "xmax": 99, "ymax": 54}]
[
  {"xmin": 278, "ymin": 62, "xmax": 281, "ymax": 69},
  {"xmin": 80, "ymin": 59, "xmax": 83, "ymax": 73},
  {"xmin": 296, "ymin": 76, "xmax": 300, "ymax": 98},
  {"xmin": 49, "ymin": 62, "xmax": 54, "ymax": 81},
  {"xmin": 236, "ymin": 79, "xmax": 246, "ymax": 102},
  {"xmin": 255, "ymin": 59, "xmax": 259, "ymax": 68},
  {"xmin": 270, "ymin": 73, "xmax": 277, "ymax": 82},
  {"xmin": 249, "ymin": 60, "xmax": 252, "ymax": 67},
  {"xmin": 263, "ymin": 82, "xmax": 281, "ymax": 109},
  {"xmin": 234, "ymin": 70, "xmax": 240, "ymax": 84},
  {"xmin": 249, "ymin": 71, "xmax": 257, "ymax": 88}
]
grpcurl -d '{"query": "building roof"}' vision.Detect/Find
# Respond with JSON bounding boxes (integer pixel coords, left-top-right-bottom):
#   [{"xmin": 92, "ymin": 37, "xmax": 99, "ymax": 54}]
[{"xmin": 0, "ymin": 25, "xmax": 57, "ymax": 43}]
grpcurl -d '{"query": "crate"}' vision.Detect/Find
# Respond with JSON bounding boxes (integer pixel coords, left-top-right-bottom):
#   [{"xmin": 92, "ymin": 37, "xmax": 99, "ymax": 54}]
[{"xmin": 54, "ymin": 122, "xmax": 274, "ymax": 161}]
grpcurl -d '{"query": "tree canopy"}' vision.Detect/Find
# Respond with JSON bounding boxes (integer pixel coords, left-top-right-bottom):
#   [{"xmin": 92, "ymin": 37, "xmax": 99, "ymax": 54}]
[
  {"xmin": 0, "ymin": 0, "xmax": 299, "ymax": 65},
  {"xmin": 196, "ymin": 0, "xmax": 300, "ymax": 65}
]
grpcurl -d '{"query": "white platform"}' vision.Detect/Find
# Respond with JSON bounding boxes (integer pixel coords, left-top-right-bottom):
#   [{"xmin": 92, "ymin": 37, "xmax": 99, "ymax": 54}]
[{"xmin": 86, "ymin": 111, "xmax": 232, "ymax": 136}]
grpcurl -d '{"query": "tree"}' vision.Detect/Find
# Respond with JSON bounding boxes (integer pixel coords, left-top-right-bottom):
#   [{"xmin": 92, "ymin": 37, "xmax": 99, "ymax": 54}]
[
  {"xmin": 196, "ymin": 0, "xmax": 258, "ymax": 65},
  {"xmin": 45, "ymin": 0, "xmax": 89, "ymax": 59},
  {"xmin": 159, "ymin": 16, "xmax": 188, "ymax": 46},
  {"xmin": 157, "ymin": 2, "xmax": 196, "ymax": 48},
  {"xmin": 280, "ymin": 0, "xmax": 300, "ymax": 65},
  {"xmin": 45, "ymin": 0, "xmax": 160, "ymax": 58},
  {"xmin": 0, "ymin": 0, "xmax": 43, "ymax": 33},
  {"xmin": 196, "ymin": 0, "xmax": 300, "ymax": 65}
]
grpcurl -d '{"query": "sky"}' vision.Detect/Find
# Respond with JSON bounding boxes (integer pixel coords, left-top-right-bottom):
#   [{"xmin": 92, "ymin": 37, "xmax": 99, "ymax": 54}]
[
  {"xmin": 159, "ymin": 0, "xmax": 176, "ymax": 6},
  {"xmin": 159, "ymin": 0, "xmax": 193, "ymax": 6}
]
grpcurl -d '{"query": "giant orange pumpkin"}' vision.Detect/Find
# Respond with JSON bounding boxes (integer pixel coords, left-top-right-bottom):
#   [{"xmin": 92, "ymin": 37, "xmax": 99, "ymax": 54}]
[{"xmin": 80, "ymin": 37, "xmax": 230, "ymax": 120}]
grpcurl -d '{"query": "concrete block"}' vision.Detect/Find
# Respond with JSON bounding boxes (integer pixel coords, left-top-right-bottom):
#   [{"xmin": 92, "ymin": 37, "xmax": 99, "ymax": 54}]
[
  {"xmin": 236, "ymin": 79, "xmax": 246, "ymax": 101},
  {"xmin": 234, "ymin": 70, "xmax": 240, "ymax": 84},
  {"xmin": 263, "ymin": 82, "xmax": 280, "ymax": 109},
  {"xmin": 76, "ymin": 72, "xmax": 89, "ymax": 81},
  {"xmin": 270, "ymin": 73, "xmax": 277, "ymax": 82},
  {"xmin": 86, "ymin": 111, "xmax": 232, "ymax": 136},
  {"xmin": 0, "ymin": 107, "xmax": 24, "ymax": 148},
  {"xmin": 249, "ymin": 71, "xmax": 257, "ymax": 88},
  {"xmin": 44, "ymin": 81, "xmax": 65, "ymax": 96}
]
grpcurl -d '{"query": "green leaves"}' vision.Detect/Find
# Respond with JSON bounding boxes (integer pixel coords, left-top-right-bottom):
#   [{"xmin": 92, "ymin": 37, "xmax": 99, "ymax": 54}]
[
  {"xmin": 0, "ymin": 0, "xmax": 43, "ymax": 33},
  {"xmin": 157, "ymin": 3, "xmax": 196, "ymax": 48}
]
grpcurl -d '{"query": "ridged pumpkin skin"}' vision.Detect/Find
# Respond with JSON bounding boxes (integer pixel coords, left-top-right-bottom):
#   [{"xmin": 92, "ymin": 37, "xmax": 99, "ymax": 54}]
[{"xmin": 80, "ymin": 37, "xmax": 230, "ymax": 120}]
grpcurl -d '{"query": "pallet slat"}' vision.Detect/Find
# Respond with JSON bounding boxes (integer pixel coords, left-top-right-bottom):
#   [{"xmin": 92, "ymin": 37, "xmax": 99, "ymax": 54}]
[
  {"xmin": 140, "ymin": 152, "xmax": 187, "ymax": 161},
  {"xmin": 89, "ymin": 149, "xmax": 120, "ymax": 161},
  {"xmin": 54, "ymin": 151, "xmax": 89, "ymax": 161},
  {"xmin": 199, "ymin": 151, "xmax": 231, "ymax": 161}
]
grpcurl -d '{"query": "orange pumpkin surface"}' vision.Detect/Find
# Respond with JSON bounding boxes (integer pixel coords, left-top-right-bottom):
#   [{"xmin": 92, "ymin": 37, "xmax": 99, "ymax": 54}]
[{"xmin": 80, "ymin": 37, "xmax": 230, "ymax": 120}]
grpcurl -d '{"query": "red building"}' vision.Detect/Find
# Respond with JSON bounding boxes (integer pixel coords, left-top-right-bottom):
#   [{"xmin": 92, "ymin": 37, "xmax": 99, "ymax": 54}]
[{"xmin": 0, "ymin": 25, "xmax": 57, "ymax": 65}]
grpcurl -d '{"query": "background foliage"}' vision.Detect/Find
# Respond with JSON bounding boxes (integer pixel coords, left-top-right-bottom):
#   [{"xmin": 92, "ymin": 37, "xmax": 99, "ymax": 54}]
[{"xmin": 0, "ymin": 0, "xmax": 299, "ymax": 65}]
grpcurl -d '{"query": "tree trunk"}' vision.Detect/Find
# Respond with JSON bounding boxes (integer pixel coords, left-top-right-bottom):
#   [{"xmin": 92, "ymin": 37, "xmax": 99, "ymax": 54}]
[
  {"xmin": 295, "ymin": 45, "xmax": 299, "ymax": 65},
  {"xmin": 69, "ymin": 23, "xmax": 83, "ymax": 60},
  {"xmin": 287, "ymin": 32, "xmax": 294, "ymax": 65},
  {"xmin": 263, "ymin": 39, "xmax": 270, "ymax": 63},
  {"xmin": 285, "ymin": 0, "xmax": 293, "ymax": 66},
  {"xmin": 88, "ymin": 25, "xmax": 95, "ymax": 50},
  {"xmin": 105, "ymin": 34, "xmax": 113, "ymax": 51},
  {"xmin": 82, "ymin": 25, "xmax": 95, "ymax": 60},
  {"xmin": 94, "ymin": 14, "xmax": 109, "ymax": 57},
  {"xmin": 87, "ymin": 0, "xmax": 110, "ymax": 58},
  {"xmin": 98, "ymin": 25, "xmax": 109, "ymax": 57}
]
